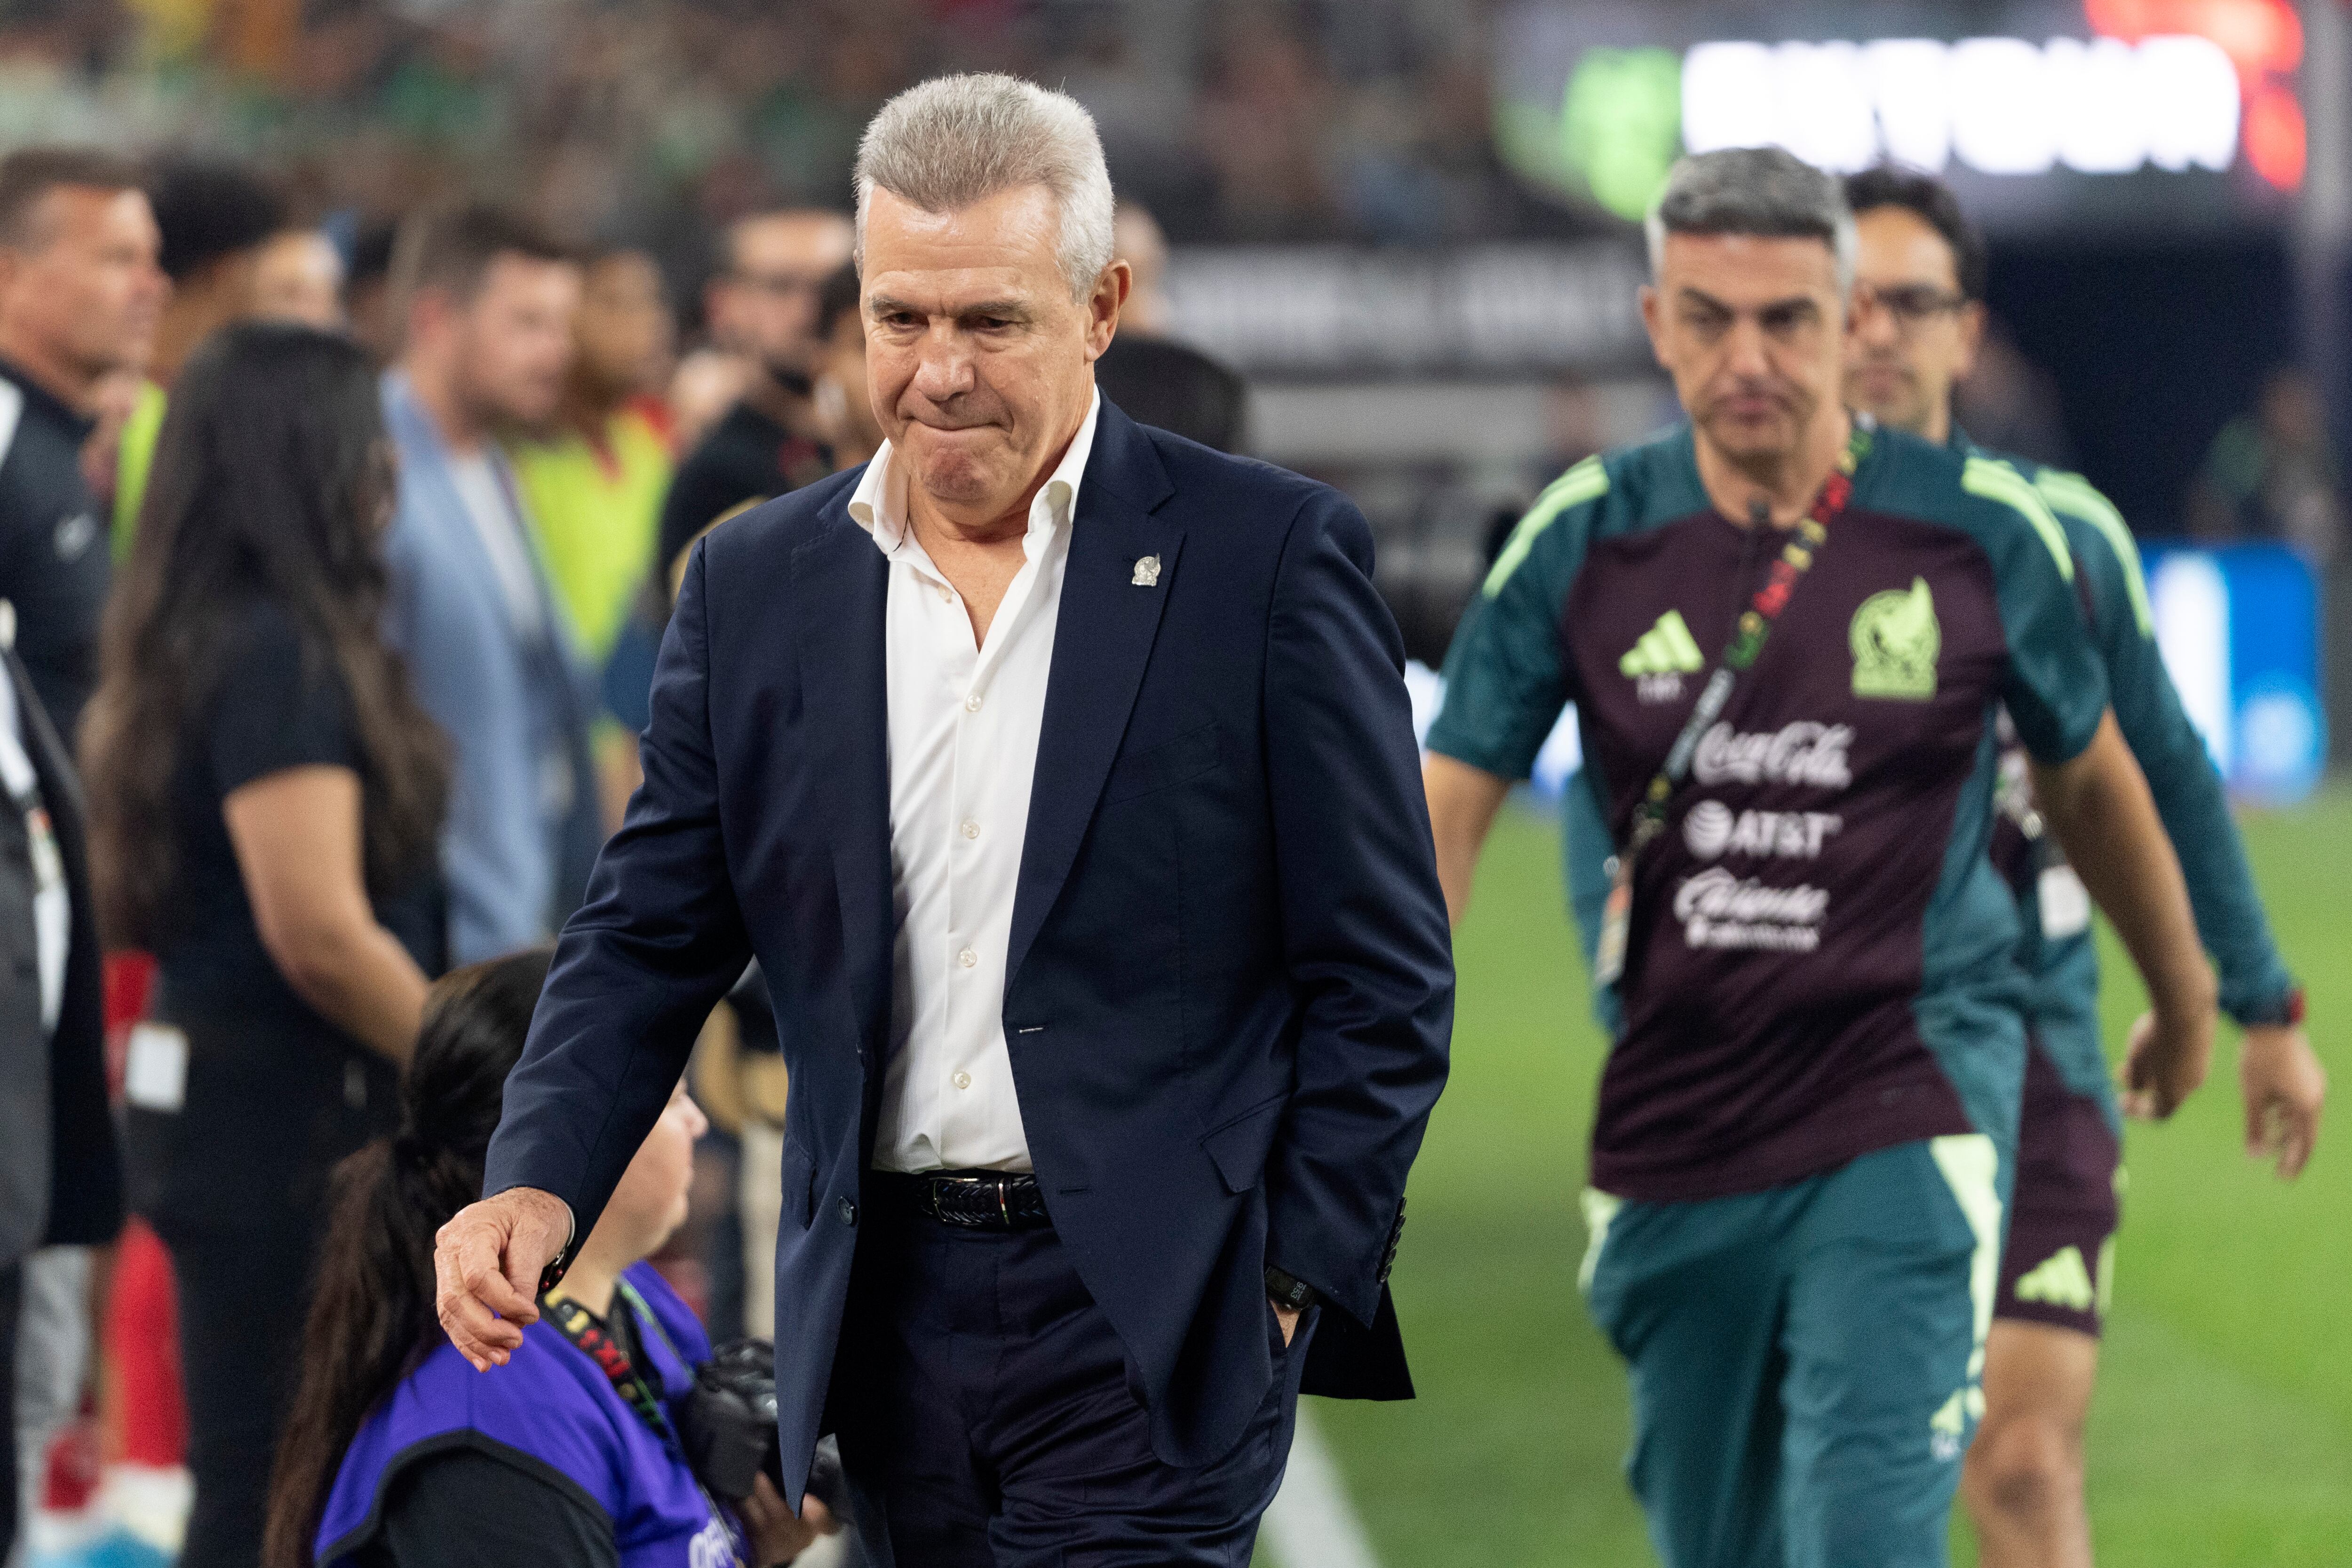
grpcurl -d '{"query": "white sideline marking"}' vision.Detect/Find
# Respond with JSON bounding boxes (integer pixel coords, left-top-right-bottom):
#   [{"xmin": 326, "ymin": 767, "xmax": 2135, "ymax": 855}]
[{"xmin": 1262, "ymin": 1405, "xmax": 1383, "ymax": 1568}]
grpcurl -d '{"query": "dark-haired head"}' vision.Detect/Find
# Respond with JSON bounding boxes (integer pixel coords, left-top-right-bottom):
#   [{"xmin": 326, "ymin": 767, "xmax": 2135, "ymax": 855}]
[
  {"xmin": 1843, "ymin": 165, "xmax": 1986, "ymax": 303},
  {"xmin": 83, "ymin": 320, "xmax": 447, "ymax": 950},
  {"xmin": 263, "ymin": 949, "xmax": 553, "ymax": 1568},
  {"xmin": 146, "ymin": 157, "xmax": 286, "ymax": 284},
  {"xmin": 1841, "ymin": 165, "xmax": 1992, "ymax": 444}
]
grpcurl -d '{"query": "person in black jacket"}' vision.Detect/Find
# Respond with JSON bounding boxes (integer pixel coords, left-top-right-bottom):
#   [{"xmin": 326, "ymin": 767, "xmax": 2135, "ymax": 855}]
[
  {"xmin": 1093, "ymin": 201, "xmax": 1248, "ymax": 453},
  {"xmin": 82, "ymin": 323, "xmax": 452, "ymax": 1568},
  {"xmin": 0, "ymin": 147, "xmax": 167, "ymax": 740},
  {"xmin": 0, "ymin": 597, "xmax": 121, "ymax": 1561}
]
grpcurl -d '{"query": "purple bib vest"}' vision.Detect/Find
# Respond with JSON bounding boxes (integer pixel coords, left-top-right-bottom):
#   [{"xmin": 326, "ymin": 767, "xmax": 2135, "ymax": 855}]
[{"xmin": 317, "ymin": 1262, "xmax": 743, "ymax": 1567}]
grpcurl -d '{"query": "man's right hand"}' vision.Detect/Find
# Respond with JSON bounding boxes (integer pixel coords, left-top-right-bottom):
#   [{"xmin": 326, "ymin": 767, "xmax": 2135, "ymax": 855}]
[
  {"xmin": 2120, "ymin": 1007, "xmax": 2215, "ymax": 1122},
  {"xmin": 434, "ymin": 1186, "xmax": 572, "ymax": 1371}
]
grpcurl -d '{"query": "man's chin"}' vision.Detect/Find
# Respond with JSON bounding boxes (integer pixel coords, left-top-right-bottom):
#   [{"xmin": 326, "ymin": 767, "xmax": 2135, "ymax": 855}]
[{"xmin": 1697, "ymin": 414, "xmax": 1803, "ymax": 465}]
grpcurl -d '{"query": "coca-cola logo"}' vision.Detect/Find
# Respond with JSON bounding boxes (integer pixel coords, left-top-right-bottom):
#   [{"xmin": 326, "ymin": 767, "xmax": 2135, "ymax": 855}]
[{"xmin": 1690, "ymin": 721, "xmax": 1854, "ymax": 789}]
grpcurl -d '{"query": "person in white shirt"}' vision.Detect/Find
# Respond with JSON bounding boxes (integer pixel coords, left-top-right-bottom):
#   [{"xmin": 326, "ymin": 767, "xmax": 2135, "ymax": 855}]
[{"xmin": 435, "ymin": 74, "xmax": 1453, "ymax": 1566}]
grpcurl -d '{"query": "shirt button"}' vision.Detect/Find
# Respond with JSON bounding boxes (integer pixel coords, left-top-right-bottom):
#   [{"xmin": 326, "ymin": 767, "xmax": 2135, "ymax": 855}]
[
  {"xmin": 964, "ymin": 692, "xmax": 983, "ymax": 713},
  {"xmin": 952, "ymin": 1071, "xmax": 972, "ymax": 1090},
  {"xmin": 961, "ymin": 819, "xmax": 980, "ymax": 839},
  {"xmin": 959, "ymin": 947, "xmax": 978, "ymax": 969},
  {"xmin": 836, "ymin": 1197, "xmax": 856, "ymax": 1227},
  {"xmin": 937, "ymin": 585, "xmax": 954, "ymax": 604}
]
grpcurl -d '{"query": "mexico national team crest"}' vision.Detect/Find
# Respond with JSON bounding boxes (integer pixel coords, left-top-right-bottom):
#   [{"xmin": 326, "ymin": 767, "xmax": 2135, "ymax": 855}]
[{"xmin": 1849, "ymin": 576, "xmax": 1940, "ymax": 700}]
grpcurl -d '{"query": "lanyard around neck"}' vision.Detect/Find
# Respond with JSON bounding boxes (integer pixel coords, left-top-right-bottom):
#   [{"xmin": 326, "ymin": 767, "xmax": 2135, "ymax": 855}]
[{"xmin": 1592, "ymin": 424, "xmax": 1870, "ymax": 986}]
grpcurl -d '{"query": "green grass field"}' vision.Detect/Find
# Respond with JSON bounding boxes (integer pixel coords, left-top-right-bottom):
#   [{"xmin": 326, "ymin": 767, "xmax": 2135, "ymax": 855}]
[{"xmin": 1297, "ymin": 787, "xmax": 2352, "ymax": 1567}]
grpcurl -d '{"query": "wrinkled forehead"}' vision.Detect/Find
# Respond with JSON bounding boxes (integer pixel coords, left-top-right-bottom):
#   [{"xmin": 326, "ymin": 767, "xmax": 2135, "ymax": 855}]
[
  {"xmin": 861, "ymin": 184, "xmax": 1065, "ymax": 301},
  {"xmin": 1656, "ymin": 230, "xmax": 1843, "ymax": 309}
]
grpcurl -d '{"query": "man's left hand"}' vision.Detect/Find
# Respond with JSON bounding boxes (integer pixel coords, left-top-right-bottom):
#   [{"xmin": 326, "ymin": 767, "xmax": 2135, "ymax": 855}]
[
  {"xmin": 2241, "ymin": 1023, "xmax": 2326, "ymax": 1180},
  {"xmin": 1274, "ymin": 1303, "xmax": 1300, "ymax": 1346}
]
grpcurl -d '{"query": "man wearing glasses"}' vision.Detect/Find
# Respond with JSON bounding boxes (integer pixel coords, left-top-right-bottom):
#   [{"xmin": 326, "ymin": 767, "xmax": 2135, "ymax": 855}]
[
  {"xmin": 658, "ymin": 209, "xmax": 855, "ymax": 584},
  {"xmin": 1843, "ymin": 164, "xmax": 2325, "ymax": 1568}
]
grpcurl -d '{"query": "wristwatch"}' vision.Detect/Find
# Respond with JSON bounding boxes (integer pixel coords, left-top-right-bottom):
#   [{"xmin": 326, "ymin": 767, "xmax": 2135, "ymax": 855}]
[
  {"xmin": 2241, "ymin": 984, "xmax": 2307, "ymax": 1029},
  {"xmin": 1264, "ymin": 1264, "xmax": 1319, "ymax": 1314}
]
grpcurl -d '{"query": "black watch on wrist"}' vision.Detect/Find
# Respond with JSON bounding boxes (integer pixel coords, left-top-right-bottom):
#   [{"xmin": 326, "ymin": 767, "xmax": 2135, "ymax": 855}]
[{"xmin": 1265, "ymin": 1264, "xmax": 1319, "ymax": 1313}]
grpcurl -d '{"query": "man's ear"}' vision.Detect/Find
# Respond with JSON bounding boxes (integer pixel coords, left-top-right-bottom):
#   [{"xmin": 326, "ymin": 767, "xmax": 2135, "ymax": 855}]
[
  {"xmin": 1953, "ymin": 300, "xmax": 1987, "ymax": 384},
  {"xmin": 1088, "ymin": 259, "xmax": 1130, "ymax": 361},
  {"xmin": 1637, "ymin": 284, "xmax": 1670, "ymax": 372}
]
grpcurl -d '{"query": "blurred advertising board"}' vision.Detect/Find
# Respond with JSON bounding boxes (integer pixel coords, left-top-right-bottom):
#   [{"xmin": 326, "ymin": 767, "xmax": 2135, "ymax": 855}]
[
  {"xmin": 1494, "ymin": 0, "xmax": 2309, "ymax": 233},
  {"xmin": 2145, "ymin": 541, "xmax": 2327, "ymax": 804}
]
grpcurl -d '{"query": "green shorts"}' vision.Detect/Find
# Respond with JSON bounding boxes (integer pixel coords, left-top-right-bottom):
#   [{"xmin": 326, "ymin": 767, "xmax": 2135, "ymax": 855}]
[{"xmin": 1582, "ymin": 1136, "xmax": 2005, "ymax": 1568}]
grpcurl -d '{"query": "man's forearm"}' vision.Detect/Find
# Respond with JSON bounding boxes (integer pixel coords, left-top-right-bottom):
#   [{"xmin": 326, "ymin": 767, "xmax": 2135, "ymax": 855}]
[
  {"xmin": 1423, "ymin": 753, "xmax": 1511, "ymax": 926},
  {"xmin": 2030, "ymin": 712, "xmax": 2215, "ymax": 1020}
]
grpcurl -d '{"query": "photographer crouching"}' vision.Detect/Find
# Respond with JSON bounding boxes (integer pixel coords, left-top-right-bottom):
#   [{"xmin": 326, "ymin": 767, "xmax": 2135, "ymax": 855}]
[{"xmin": 262, "ymin": 950, "xmax": 841, "ymax": 1568}]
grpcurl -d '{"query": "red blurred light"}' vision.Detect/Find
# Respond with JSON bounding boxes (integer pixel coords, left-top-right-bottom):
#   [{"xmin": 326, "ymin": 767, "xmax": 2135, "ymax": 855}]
[
  {"xmin": 2243, "ymin": 84, "xmax": 2307, "ymax": 189},
  {"xmin": 2084, "ymin": 0, "xmax": 2302, "ymax": 78}
]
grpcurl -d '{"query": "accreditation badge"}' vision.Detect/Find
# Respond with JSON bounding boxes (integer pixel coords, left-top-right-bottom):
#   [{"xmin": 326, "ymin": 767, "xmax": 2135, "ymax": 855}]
[{"xmin": 1594, "ymin": 855, "xmax": 1631, "ymax": 988}]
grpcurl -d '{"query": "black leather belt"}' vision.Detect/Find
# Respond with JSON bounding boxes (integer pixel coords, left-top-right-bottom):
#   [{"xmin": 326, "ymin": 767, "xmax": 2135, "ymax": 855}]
[{"xmin": 870, "ymin": 1169, "xmax": 1053, "ymax": 1232}]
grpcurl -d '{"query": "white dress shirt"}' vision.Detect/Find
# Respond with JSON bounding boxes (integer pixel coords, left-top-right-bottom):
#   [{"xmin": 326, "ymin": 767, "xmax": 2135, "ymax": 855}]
[{"xmin": 855, "ymin": 391, "xmax": 1101, "ymax": 1174}]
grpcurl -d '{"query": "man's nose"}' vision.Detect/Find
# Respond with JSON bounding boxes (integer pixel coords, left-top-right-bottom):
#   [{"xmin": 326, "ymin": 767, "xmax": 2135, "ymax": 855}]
[
  {"xmin": 911, "ymin": 330, "xmax": 977, "ymax": 400},
  {"xmin": 1723, "ymin": 317, "xmax": 1773, "ymax": 380}
]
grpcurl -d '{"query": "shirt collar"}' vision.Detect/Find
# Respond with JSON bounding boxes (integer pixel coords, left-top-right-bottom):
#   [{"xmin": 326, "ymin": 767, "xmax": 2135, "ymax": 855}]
[
  {"xmin": 850, "ymin": 386, "xmax": 1101, "ymax": 558},
  {"xmin": 0, "ymin": 357, "xmax": 98, "ymax": 442}
]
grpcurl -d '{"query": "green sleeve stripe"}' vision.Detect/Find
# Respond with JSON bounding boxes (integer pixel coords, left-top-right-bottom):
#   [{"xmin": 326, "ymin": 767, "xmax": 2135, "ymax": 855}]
[
  {"xmin": 1483, "ymin": 456, "xmax": 1607, "ymax": 598},
  {"xmin": 1962, "ymin": 456, "xmax": 2074, "ymax": 583},
  {"xmin": 2035, "ymin": 469, "xmax": 2153, "ymax": 636}
]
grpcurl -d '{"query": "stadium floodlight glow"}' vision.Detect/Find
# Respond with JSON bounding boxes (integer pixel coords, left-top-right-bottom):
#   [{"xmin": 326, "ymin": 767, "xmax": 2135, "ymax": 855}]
[{"xmin": 1680, "ymin": 33, "xmax": 2242, "ymax": 177}]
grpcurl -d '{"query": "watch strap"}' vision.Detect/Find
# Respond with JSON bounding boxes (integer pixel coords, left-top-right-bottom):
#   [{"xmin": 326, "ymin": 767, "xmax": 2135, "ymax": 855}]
[{"xmin": 1264, "ymin": 1264, "xmax": 1319, "ymax": 1313}]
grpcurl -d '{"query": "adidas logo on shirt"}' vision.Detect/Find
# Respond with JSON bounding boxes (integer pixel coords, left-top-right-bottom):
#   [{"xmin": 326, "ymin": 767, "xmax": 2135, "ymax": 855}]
[
  {"xmin": 2014, "ymin": 1245, "xmax": 2097, "ymax": 1312},
  {"xmin": 1620, "ymin": 609, "xmax": 1703, "ymax": 703}
]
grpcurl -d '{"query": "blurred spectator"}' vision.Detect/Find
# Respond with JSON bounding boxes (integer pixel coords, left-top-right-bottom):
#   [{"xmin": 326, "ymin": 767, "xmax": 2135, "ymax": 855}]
[
  {"xmin": 657, "ymin": 209, "xmax": 850, "ymax": 589},
  {"xmin": 2190, "ymin": 366, "xmax": 2346, "ymax": 567},
  {"xmin": 1094, "ymin": 201, "xmax": 1247, "ymax": 452},
  {"xmin": 510, "ymin": 246, "xmax": 677, "ymax": 828},
  {"xmin": 515, "ymin": 248, "xmax": 676, "ymax": 670},
  {"xmin": 343, "ymin": 220, "xmax": 401, "ymax": 364},
  {"xmin": 83, "ymin": 323, "xmax": 450, "ymax": 1568},
  {"xmin": 113, "ymin": 158, "xmax": 286, "ymax": 555},
  {"xmin": 251, "ymin": 229, "xmax": 348, "ymax": 329},
  {"xmin": 0, "ymin": 148, "xmax": 165, "ymax": 741},
  {"xmin": 809, "ymin": 262, "xmax": 882, "ymax": 471},
  {"xmin": 0, "ymin": 366, "xmax": 123, "ymax": 1563},
  {"xmin": 262, "ymin": 952, "xmax": 834, "ymax": 1568},
  {"xmin": 7, "ymin": 164, "xmax": 154, "ymax": 1539},
  {"xmin": 144, "ymin": 160, "xmax": 285, "ymax": 386},
  {"xmin": 665, "ymin": 346, "xmax": 755, "ymax": 457},
  {"xmin": 382, "ymin": 203, "xmax": 599, "ymax": 966},
  {"xmin": 1952, "ymin": 323, "xmax": 2076, "ymax": 472}
]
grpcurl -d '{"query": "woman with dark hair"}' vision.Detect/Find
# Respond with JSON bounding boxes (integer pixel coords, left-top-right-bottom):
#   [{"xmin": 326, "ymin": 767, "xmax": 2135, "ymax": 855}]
[
  {"xmin": 263, "ymin": 951, "xmax": 831, "ymax": 1568},
  {"xmin": 81, "ymin": 320, "xmax": 451, "ymax": 1568}
]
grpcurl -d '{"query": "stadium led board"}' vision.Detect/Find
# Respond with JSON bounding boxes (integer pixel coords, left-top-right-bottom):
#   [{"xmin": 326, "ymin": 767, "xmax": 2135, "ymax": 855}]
[{"xmin": 1494, "ymin": 0, "xmax": 2309, "ymax": 233}]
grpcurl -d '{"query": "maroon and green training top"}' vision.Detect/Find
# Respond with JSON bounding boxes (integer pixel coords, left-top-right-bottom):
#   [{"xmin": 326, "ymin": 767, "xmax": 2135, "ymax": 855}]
[{"xmin": 1428, "ymin": 420, "xmax": 2107, "ymax": 1203}]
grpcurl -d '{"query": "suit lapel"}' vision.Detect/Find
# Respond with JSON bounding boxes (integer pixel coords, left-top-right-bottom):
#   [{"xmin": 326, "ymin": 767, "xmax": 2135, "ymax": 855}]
[
  {"xmin": 787, "ymin": 515, "xmax": 894, "ymax": 1044},
  {"xmin": 1007, "ymin": 407, "xmax": 1178, "ymax": 989}
]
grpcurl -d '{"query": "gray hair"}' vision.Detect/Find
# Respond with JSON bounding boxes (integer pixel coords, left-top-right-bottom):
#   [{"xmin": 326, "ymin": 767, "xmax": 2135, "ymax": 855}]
[
  {"xmin": 853, "ymin": 74, "xmax": 1115, "ymax": 301},
  {"xmin": 1644, "ymin": 148, "xmax": 1857, "ymax": 296}
]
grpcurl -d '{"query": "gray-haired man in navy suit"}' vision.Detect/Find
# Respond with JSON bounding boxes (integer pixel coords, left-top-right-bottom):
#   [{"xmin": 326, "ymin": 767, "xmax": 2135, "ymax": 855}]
[{"xmin": 435, "ymin": 73, "xmax": 1453, "ymax": 1566}]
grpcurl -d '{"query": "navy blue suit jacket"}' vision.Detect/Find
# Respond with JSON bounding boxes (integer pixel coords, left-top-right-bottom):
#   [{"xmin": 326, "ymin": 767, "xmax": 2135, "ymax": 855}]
[{"xmin": 484, "ymin": 400, "xmax": 1454, "ymax": 1494}]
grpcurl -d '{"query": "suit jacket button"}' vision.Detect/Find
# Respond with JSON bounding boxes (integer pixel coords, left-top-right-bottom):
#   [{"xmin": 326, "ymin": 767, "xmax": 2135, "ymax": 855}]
[{"xmin": 836, "ymin": 1196, "xmax": 857, "ymax": 1227}]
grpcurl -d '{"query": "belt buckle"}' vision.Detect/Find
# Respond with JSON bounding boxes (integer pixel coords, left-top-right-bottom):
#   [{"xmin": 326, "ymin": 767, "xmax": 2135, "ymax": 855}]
[{"xmin": 934, "ymin": 1175, "xmax": 989, "ymax": 1228}]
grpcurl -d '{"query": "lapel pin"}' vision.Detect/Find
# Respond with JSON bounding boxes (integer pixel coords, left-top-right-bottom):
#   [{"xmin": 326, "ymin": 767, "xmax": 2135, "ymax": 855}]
[{"xmin": 1131, "ymin": 555, "xmax": 1161, "ymax": 587}]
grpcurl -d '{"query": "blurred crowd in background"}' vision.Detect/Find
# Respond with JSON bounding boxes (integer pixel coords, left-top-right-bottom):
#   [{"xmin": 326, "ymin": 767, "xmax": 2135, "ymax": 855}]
[{"xmin": 0, "ymin": 0, "xmax": 1557, "ymax": 254}]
